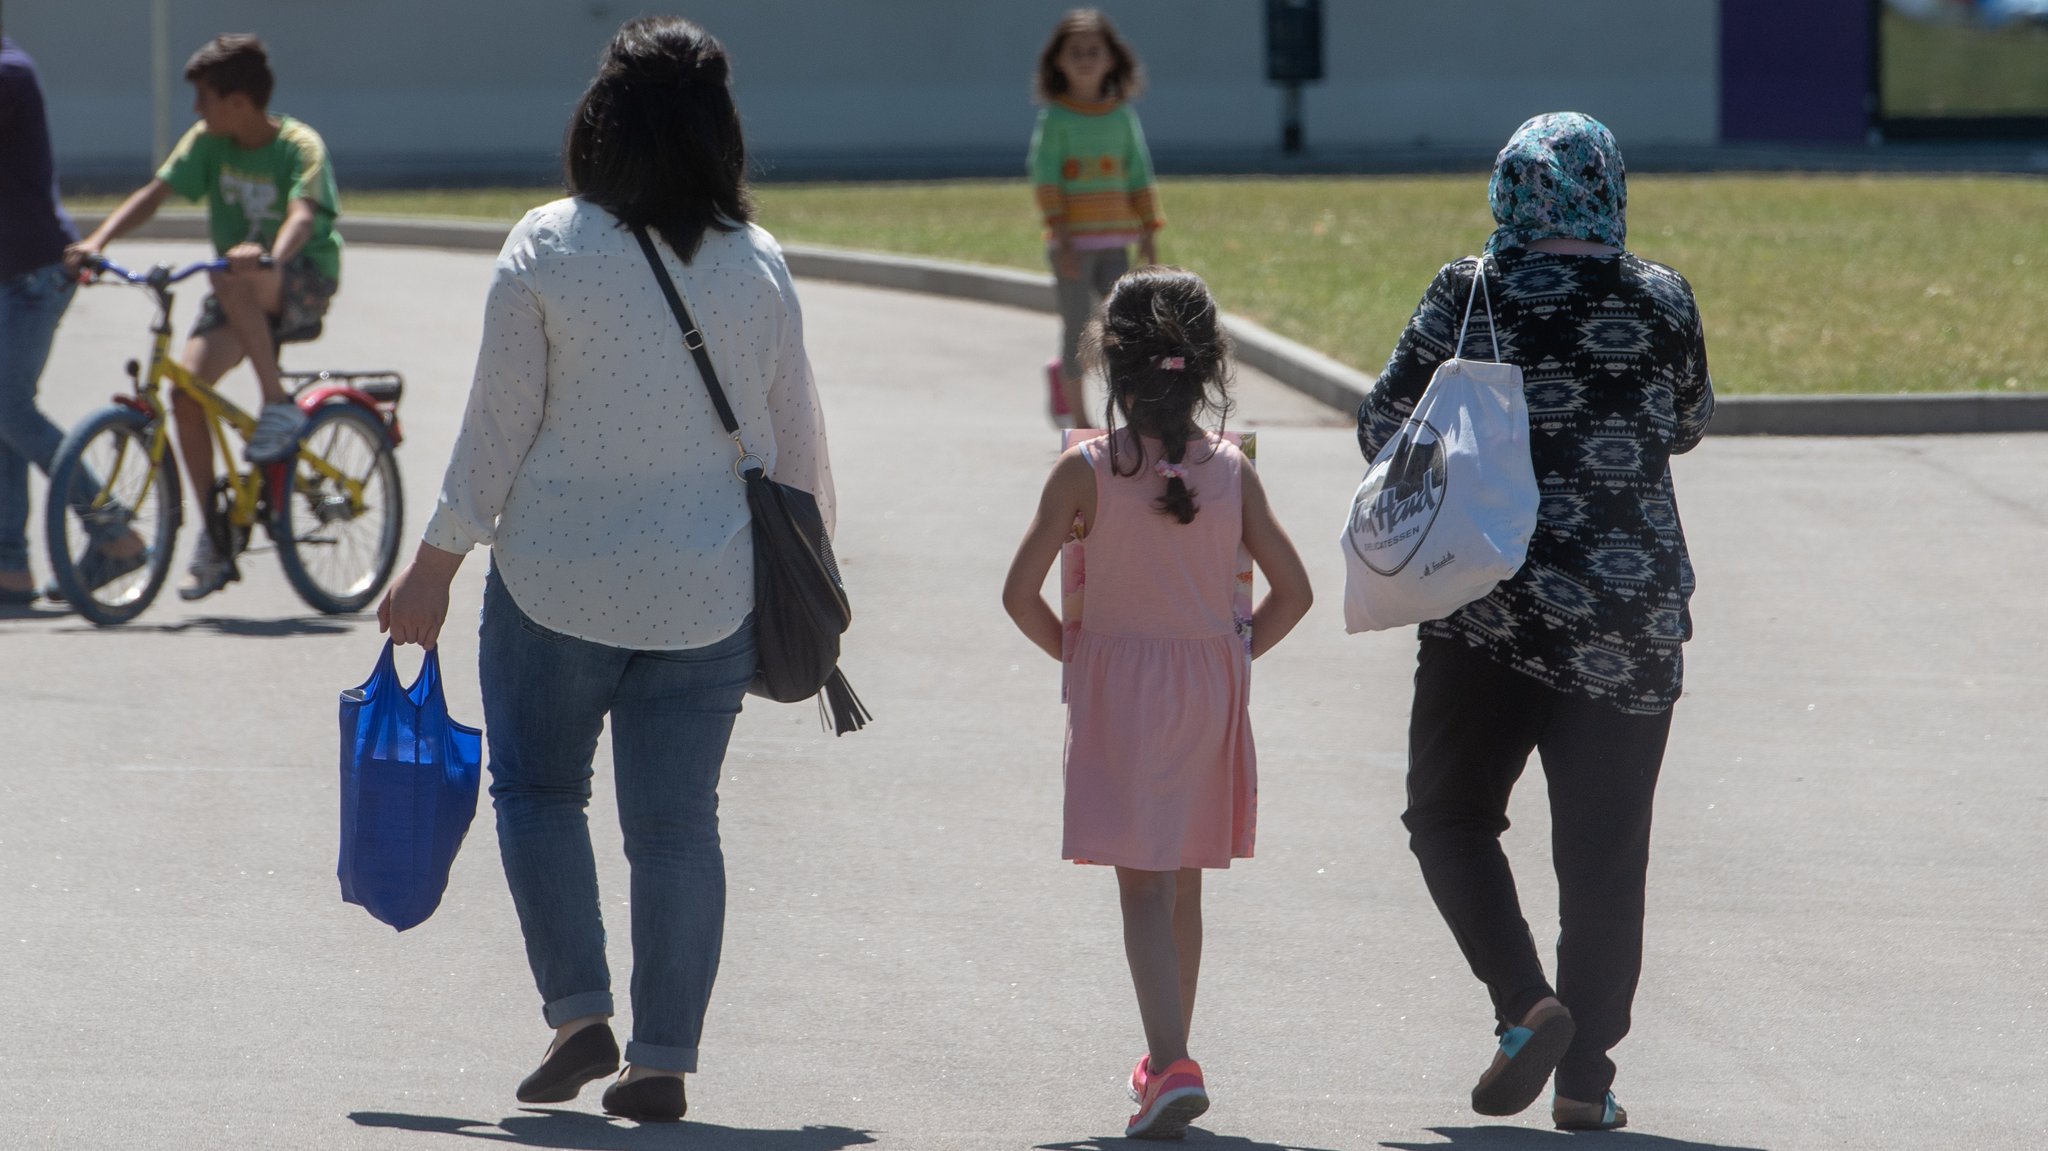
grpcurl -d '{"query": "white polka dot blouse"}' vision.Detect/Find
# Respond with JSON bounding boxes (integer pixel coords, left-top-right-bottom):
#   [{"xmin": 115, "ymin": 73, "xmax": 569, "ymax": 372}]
[{"xmin": 424, "ymin": 197, "xmax": 836, "ymax": 650}]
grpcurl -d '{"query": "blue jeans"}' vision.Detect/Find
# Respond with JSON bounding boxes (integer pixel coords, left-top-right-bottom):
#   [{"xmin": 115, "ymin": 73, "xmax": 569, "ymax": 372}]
[
  {"xmin": 478, "ymin": 565, "xmax": 754, "ymax": 1073},
  {"xmin": 0, "ymin": 262, "xmax": 77, "ymax": 573}
]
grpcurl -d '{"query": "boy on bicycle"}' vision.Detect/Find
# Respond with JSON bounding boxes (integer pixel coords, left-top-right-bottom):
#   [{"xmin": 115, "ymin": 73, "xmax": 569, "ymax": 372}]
[{"xmin": 66, "ymin": 33, "xmax": 342, "ymax": 600}]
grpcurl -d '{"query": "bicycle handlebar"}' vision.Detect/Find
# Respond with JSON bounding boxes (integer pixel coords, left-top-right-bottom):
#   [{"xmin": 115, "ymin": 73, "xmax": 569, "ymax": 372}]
[{"xmin": 82, "ymin": 253, "xmax": 272, "ymax": 286}]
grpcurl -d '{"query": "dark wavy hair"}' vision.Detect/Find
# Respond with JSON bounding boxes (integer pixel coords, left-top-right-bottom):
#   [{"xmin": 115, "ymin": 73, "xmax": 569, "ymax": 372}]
[
  {"xmin": 1085, "ymin": 267, "xmax": 1234, "ymax": 524},
  {"xmin": 185, "ymin": 34, "xmax": 273, "ymax": 108},
  {"xmin": 1034, "ymin": 8, "xmax": 1144, "ymax": 103},
  {"xmin": 565, "ymin": 16, "xmax": 753, "ymax": 261}
]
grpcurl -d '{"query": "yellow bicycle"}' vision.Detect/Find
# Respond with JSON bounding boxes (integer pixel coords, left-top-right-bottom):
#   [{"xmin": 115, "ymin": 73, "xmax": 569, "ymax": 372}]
[{"xmin": 45, "ymin": 254, "xmax": 405, "ymax": 625}]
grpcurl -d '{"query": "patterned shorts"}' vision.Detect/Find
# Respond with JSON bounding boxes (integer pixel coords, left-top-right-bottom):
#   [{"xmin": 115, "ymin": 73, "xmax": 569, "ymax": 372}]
[{"xmin": 190, "ymin": 254, "xmax": 338, "ymax": 346}]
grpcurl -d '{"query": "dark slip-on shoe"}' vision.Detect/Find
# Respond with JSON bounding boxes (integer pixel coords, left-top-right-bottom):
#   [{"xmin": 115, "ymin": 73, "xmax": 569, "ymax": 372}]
[
  {"xmin": 601, "ymin": 1073, "xmax": 687, "ymax": 1123},
  {"xmin": 515, "ymin": 1023, "xmax": 620, "ymax": 1104}
]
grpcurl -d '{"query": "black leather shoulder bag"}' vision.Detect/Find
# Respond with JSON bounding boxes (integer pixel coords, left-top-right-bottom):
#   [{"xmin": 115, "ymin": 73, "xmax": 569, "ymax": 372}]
[{"xmin": 631, "ymin": 224, "xmax": 869, "ymax": 735}]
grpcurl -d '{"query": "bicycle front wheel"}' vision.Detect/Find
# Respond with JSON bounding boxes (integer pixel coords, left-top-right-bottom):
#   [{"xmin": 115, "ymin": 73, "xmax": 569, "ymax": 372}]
[
  {"xmin": 273, "ymin": 402, "xmax": 403, "ymax": 614},
  {"xmin": 44, "ymin": 406, "xmax": 181, "ymax": 625}
]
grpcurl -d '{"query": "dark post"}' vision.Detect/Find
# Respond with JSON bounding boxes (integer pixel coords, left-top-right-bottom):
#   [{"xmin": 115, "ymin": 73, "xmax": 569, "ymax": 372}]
[{"xmin": 1265, "ymin": 0, "xmax": 1324, "ymax": 154}]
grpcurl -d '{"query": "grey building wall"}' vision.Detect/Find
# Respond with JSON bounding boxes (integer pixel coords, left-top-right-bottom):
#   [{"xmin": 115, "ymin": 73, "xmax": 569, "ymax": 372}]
[{"xmin": 17, "ymin": 1, "xmax": 1718, "ymax": 183}]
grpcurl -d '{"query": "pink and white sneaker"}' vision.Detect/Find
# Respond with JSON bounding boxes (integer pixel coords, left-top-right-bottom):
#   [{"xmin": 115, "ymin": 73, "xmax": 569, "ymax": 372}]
[
  {"xmin": 1126, "ymin": 1056, "xmax": 1208, "ymax": 1140},
  {"xmin": 1126, "ymin": 1054, "xmax": 1153, "ymax": 1103}
]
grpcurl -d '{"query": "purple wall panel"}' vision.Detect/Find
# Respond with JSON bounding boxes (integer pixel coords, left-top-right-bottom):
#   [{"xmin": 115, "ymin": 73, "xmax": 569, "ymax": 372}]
[{"xmin": 1721, "ymin": 0, "xmax": 1872, "ymax": 142}]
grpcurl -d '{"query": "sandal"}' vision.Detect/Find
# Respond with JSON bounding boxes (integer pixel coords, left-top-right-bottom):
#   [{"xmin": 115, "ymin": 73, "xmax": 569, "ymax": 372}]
[
  {"xmin": 1470, "ymin": 1000, "xmax": 1575, "ymax": 1116},
  {"xmin": 1554, "ymin": 1090, "xmax": 1628, "ymax": 1131}
]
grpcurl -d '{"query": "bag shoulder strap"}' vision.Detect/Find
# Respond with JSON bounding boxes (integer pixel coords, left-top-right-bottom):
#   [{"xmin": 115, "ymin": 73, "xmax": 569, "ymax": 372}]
[
  {"xmin": 1453, "ymin": 255, "xmax": 1501, "ymax": 362},
  {"xmin": 630, "ymin": 224, "xmax": 759, "ymax": 468}
]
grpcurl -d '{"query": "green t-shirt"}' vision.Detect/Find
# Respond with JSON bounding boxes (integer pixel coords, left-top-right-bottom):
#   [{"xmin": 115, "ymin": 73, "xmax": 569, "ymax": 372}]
[{"xmin": 157, "ymin": 115, "xmax": 342, "ymax": 282}]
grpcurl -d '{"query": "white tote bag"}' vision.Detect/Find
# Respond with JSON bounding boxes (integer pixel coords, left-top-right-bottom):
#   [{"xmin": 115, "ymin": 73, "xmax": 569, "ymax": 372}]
[{"xmin": 1341, "ymin": 258, "xmax": 1539, "ymax": 633}]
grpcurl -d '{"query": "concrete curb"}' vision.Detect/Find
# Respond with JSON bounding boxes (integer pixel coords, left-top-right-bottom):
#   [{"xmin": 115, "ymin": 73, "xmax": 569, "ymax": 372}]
[
  {"xmin": 768, "ymin": 243, "xmax": 1381, "ymax": 417},
  {"xmin": 87, "ymin": 212, "xmax": 2048, "ymax": 436},
  {"xmin": 1703, "ymin": 390, "xmax": 2048, "ymax": 435}
]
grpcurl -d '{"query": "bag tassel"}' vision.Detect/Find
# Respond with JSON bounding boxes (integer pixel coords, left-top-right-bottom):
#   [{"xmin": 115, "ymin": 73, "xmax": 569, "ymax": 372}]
[{"xmin": 818, "ymin": 668, "xmax": 871, "ymax": 736}]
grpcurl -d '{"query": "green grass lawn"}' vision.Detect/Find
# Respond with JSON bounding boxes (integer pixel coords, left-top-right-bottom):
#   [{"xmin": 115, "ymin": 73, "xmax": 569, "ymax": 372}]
[
  {"xmin": 1881, "ymin": 9, "xmax": 2048, "ymax": 117},
  {"xmin": 75, "ymin": 174, "xmax": 2048, "ymax": 394}
]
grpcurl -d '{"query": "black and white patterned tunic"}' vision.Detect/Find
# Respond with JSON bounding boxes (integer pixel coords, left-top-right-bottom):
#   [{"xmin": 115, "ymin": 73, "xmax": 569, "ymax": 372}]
[{"xmin": 1358, "ymin": 251, "xmax": 1714, "ymax": 714}]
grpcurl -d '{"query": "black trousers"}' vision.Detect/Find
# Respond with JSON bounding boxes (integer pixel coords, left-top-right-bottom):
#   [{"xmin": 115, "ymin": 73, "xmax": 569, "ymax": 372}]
[{"xmin": 1403, "ymin": 635, "xmax": 1672, "ymax": 1101}]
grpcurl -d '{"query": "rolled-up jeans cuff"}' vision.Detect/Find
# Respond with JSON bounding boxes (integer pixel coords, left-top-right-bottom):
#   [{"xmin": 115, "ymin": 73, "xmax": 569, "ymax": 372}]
[
  {"xmin": 542, "ymin": 991, "xmax": 614, "ymax": 1029},
  {"xmin": 624, "ymin": 1040, "xmax": 698, "ymax": 1074}
]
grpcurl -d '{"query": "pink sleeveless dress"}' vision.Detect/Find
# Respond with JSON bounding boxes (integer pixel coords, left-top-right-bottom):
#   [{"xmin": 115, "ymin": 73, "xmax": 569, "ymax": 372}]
[{"xmin": 1063, "ymin": 431, "xmax": 1257, "ymax": 871}]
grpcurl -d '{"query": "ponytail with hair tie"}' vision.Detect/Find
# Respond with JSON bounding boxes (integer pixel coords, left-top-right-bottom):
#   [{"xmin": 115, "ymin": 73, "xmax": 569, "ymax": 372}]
[{"xmin": 1084, "ymin": 266, "xmax": 1236, "ymax": 526}]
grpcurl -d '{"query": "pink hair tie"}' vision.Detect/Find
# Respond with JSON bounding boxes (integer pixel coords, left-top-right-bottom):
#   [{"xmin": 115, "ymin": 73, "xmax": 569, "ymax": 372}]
[
  {"xmin": 1153, "ymin": 459, "xmax": 1189, "ymax": 482},
  {"xmin": 1158, "ymin": 356, "xmax": 1186, "ymax": 370}
]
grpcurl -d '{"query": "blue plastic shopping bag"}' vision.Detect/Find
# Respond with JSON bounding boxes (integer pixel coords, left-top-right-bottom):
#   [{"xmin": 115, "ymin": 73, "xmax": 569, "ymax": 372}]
[{"xmin": 338, "ymin": 641, "xmax": 483, "ymax": 931}]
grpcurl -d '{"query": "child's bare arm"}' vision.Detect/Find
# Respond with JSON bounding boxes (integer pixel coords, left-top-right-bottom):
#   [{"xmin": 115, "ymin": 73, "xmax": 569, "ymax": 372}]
[
  {"xmin": 271, "ymin": 197, "xmax": 324, "ymax": 265},
  {"xmin": 1240, "ymin": 465, "xmax": 1312, "ymax": 659},
  {"xmin": 1002, "ymin": 449, "xmax": 1092, "ymax": 661},
  {"xmin": 68, "ymin": 179, "xmax": 172, "ymax": 266}
]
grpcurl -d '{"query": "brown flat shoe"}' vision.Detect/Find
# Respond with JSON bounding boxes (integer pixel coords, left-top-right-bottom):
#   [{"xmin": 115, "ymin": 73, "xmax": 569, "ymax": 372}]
[{"xmin": 1470, "ymin": 1000, "xmax": 1576, "ymax": 1116}]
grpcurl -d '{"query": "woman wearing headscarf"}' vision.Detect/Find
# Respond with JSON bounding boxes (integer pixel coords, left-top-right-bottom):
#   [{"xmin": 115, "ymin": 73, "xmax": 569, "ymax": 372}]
[{"xmin": 1358, "ymin": 113, "xmax": 1714, "ymax": 1131}]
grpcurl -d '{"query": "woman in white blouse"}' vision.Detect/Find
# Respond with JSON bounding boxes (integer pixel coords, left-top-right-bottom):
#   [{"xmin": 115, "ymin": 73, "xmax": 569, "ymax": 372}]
[{"xmin": 380, "ymin": 16, "xmax": 833, "ymax": 1123}]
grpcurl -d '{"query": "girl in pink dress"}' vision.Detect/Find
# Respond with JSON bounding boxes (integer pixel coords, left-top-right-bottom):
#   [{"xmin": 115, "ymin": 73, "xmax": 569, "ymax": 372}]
[{"xmin": 1003, "ymin": 268, "xmax": 1313, "ymax": 1139}]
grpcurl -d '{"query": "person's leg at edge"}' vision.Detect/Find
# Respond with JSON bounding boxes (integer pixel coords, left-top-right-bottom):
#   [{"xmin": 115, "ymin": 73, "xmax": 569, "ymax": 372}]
[
  {"xmin": 479, "ymin": 565, "xmax": 631, "ymax": 1054},
  {"xmin": 1116, "ymin": 865, "xmax": 1190, "ymax": 1074},
  {"xmin": 0, "ymin": 440, "xmax": 29, "ymax": 594},
  {"xmin": 0, "ymin": 266, "xmax": 78, "ymax": 594},
  {"xmin": 1403, "ymin": 636, "xmax": 1560, "ymax": 1032},
  {"xmin": 607, "ymin": 618, "xmax": 754, "ymax": 1084},
  {"xmin": 1541, "ymin": 694, "xmax": 1671, "ymax": 1115}
]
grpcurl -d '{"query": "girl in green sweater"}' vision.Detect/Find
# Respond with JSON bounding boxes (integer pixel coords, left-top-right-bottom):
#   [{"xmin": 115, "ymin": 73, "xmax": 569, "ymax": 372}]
[{"xmin": 1029, "ymin": 9, "xmax": 1164, "ymax": 429}]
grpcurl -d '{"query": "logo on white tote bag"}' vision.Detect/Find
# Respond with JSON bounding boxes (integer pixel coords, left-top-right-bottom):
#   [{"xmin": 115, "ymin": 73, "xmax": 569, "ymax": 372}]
[
  {"xmin": 1339, "ymin": 256, "xmax": 1540, "ymax": 634},
  {"xmin": 1347, "ymin": 419, "xmax": 1448, "ymax": 576}
]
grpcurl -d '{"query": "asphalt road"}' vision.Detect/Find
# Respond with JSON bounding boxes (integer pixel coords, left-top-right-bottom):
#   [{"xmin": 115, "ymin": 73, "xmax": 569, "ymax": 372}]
[{"xmin": 0, "ymin": 240, "xmax": 2041, "ymax": 1150}]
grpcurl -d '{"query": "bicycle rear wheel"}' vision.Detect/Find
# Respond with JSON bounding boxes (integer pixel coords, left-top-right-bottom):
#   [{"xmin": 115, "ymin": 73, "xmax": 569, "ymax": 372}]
[
  {"xmin": 272, "ymin": 402, "xmax": 403, "ymax": 614},
  {"xmin": 44, "ymin": 406, "xmax": 181, "ymax": 625}
]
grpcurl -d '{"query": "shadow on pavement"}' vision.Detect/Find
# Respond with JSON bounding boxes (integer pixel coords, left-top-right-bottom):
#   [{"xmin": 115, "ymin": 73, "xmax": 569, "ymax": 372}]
[
  {"xmin": 1041, "ymin": 1128, "xmax": 1348, "ymax": 1151},
  {"xmin": 1381, "ymin": 1127, "xmax": 1770, "ymax": 1151},
  {"xmin": 56, "ymin": 614, "xmax": 356, "ymax": 637},
  {"xmin": 349, "ymin": 1110, "xmax": 876, "ymax": 1149}
]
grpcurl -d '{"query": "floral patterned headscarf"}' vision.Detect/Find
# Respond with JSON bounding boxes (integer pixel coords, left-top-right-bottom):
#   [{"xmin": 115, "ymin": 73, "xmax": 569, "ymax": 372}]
[{"xmin": 1484, "ymin": 112, "xmax": 1627, "ymax": 255}]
